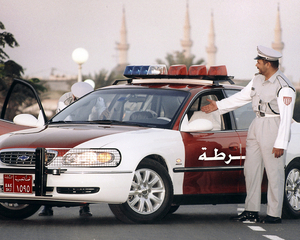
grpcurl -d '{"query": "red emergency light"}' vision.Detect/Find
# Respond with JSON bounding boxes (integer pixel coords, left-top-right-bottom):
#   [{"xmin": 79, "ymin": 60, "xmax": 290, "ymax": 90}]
[
  {"xmin": 208, "ymin": 65, "xmax": 227, "ymax": 76},
  {"xmin": 168, "ymin": 65, "xmax": 187, "ymax": 75},
  {"xmin": 188, "ymin": 65, "xmax": 207, "ymax": 75}
]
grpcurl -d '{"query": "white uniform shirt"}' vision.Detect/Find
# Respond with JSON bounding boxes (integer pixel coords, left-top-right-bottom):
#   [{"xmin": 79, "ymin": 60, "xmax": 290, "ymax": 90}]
[{"xmin": 216, "ymin": 70, "xmax": 295, "ymax": 150}]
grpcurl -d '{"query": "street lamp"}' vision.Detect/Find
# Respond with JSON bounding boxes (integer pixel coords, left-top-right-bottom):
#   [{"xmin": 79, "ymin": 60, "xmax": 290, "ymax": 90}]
[{"xmin": 72, "ymin": 48, "xmax": 89, "ymax": 82}]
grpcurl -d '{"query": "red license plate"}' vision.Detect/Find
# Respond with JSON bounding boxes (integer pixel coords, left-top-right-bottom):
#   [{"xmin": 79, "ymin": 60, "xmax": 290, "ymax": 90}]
[{"xmin": 3, "ymin": 174, "xmax": 33, "ymax": 194}]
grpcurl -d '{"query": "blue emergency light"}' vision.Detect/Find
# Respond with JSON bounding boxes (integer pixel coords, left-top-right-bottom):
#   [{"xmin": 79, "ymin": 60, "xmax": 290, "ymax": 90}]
[{"xmin": 124, "ymin": 65, "xmax": 167, "ymax": 76}]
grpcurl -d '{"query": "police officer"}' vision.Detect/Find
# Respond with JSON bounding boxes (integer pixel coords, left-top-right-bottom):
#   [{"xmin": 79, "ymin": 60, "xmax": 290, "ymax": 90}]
[
  {"xmin": 201, "ymin": 45, "xmax": 295, "ymax": 223},
  {"xmin": 39, "ymin": 81, "xmax": 94, "ymax": 217},
  {"xmin": 56, "ymin": 81, "xmax": 94, "ymax": 112}
]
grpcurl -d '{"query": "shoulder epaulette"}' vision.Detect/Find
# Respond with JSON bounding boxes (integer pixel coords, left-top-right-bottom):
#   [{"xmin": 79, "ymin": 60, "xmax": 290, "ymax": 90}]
[{"xmin": 276, "ymin": 75, "xmax": 295, "ymax": 96}]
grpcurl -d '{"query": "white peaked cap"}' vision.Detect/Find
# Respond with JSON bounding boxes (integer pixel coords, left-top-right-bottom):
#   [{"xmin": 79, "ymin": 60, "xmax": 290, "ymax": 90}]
[
  {"xmin": 71, "ymin": 82, "xmax": 94, "ymax": 98},
  {"xmin": 254, "ymin": 45, "xmax": 282, "ymax": 61}
]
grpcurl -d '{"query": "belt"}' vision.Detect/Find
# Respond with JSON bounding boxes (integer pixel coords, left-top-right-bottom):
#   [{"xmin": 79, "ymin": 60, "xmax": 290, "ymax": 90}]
[{"xmin": 256, "ymin": 112, "xmax": 280, "ymax": 118}]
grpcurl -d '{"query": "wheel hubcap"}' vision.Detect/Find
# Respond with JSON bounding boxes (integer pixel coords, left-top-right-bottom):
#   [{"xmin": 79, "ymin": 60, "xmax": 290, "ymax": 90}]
[
  {"xmin": 127, "ymin": 168, "xmax": 165, "ymax": 215},
  {"xmin": 285, "ymin": 168, "xmax": 300, "ymax": 211}
]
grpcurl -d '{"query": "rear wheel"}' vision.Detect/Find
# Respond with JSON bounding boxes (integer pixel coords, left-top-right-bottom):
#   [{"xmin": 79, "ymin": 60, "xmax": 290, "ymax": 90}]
[
  {"xmin": 282, "ymin": 160, "xmax": 300, "ymax": 218},
  {"xmin": 0, "ymin": 202, "xmax": 41, "ymax": 219},
  {"xmin": 109, "ymin": 158, "xmax": 173, "ymax": 223}
]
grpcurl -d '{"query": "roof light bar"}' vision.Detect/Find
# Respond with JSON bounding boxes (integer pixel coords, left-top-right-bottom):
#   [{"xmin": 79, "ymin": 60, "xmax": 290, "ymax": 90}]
[
  {"xmin": 168, "ymin": 65, "xmax": 187, "ymax": 75},
  {"xmin": 188, "ymin": 65, "xmax": 207, "ymax": 75},
  {"xmin": 121, "ymin": 64, "xmax": 234, "ymax": 84}
]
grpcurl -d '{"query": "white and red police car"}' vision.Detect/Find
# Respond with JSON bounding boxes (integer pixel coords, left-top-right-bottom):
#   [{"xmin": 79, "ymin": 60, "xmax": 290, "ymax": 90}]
[{"xmin": 0, "ymin": 65, "xmax": 300, "ymax": 223}]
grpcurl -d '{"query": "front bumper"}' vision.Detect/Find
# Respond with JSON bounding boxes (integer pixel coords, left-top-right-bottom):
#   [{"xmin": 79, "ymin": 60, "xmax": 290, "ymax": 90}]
[{"xmin": 0, "ymin": 148, "xmax": 133, "ymax": 204}]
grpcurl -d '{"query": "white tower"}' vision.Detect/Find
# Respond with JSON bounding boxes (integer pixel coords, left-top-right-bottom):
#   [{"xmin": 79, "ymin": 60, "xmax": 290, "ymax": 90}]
[
  {"xmin": 206, "ymin": 11, "xmax": 217, "ymax": 69},
  {"xmin": 116, "ymin": 7, "xmax": 129, "ymax": 66},
  {"xmin": 181, "ymin": 2, "xmax": 193, "ymax": 59},
  {"xmin": 272, "ymin": 4, "xmax": 284, "ymax": 72}
]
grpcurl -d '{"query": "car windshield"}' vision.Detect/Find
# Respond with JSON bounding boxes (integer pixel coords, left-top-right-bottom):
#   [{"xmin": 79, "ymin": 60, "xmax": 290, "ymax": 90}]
[{"xmin": 49, "ymin": 88, "xmax": 188, "ymax": 129}]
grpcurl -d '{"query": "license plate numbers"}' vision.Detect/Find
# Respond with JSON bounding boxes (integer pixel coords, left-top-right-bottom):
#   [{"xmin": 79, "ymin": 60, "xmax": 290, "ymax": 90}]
[{"xmin": 3, "ymin": 174, "xmax": 33, "ymax": 194}]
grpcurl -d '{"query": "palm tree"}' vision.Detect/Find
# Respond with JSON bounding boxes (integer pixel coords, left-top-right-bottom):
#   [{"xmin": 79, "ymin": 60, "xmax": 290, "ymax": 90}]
[
  {"xmin": 0, "ymin": 21, "xmax": 23, "ymax": 78},
  {"xmin": 156, "ymin": 50, "xmax": 205, "ymax": 69},
  {"xmin": 84, "ymin": 69, "xmax": 119, "ymax": 89},
  {"xmin": 0, "ymin": 22, "xmax": 19, "ymax": 60}
]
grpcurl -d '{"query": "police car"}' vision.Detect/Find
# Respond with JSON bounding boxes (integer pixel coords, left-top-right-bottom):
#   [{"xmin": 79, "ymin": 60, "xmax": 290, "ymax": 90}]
[{"xmin": 0, "ymin": 64, "xmax": 299, "ymax": 223}]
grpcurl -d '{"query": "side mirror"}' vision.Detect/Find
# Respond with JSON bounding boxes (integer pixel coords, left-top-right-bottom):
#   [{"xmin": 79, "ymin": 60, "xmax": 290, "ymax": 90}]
[
  {"xmin": 181, "ymin": 114, "xmax": 213, "ymax": 132},
  {"xmin": 13, "ymin": 111, "xmax": 45, "ymax": 127}
]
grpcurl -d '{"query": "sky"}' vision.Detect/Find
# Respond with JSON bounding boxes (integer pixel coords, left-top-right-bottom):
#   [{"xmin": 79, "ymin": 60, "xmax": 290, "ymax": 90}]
[{"xmin": 2, "ymin": 0, "xmax": 300, "ymax": 83}]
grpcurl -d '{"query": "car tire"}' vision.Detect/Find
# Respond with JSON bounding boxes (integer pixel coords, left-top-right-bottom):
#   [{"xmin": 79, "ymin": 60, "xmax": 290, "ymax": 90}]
[
  {"xmin": 168, "ymin": 204, "xmax": 180, "ymax": 214},
  {"xmin": 109, "ymin": 158, "xmax": 173, "ymax": 223},
  {"xmin": 282, "ymin": 160, "xmax": 300, "ymax": 219},
  {"xmin": 0, "ymin": 202, "xmax": 41, "ymax": 220}
]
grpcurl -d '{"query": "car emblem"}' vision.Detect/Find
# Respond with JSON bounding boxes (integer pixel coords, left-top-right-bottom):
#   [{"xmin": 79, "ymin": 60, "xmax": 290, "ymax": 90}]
[{"xmin": 17, "ymin": 155, "xmax": 30, "ymax": 161}]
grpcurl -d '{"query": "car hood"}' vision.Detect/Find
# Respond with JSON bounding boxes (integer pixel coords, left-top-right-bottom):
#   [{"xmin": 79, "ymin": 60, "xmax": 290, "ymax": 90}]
[{"xmin": 0, "ymin": 124, "xmax": 146, "ymax": 149}]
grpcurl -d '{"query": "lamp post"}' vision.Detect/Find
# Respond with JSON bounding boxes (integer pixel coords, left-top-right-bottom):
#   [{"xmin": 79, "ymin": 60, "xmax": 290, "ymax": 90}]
[{"xmin": 72, "ymin": 48, "xmax": 89, "ymax": 82}]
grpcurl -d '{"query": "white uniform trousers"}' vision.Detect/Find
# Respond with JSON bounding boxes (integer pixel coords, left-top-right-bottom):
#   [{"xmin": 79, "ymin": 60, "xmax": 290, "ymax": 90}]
[{"xmin": 244, "ymin": 115, "xmax": 285, "ymax": 218}]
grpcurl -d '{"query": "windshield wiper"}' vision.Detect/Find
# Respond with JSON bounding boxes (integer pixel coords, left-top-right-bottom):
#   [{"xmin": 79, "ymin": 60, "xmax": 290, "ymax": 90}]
[
  {"xmin": 89, "ymin": 120, "xmax": 145, "ymax": 127},
  {"xmin": 89, "ymin": 120, "xmax": 120, "ymax": 124},
  {"xmin": 48, "ymin": 120, "xmax": 72, "ymax": 124},
  {"xmin": 49, "ymin": 120, "xmax": 145, "ymax": 127}
]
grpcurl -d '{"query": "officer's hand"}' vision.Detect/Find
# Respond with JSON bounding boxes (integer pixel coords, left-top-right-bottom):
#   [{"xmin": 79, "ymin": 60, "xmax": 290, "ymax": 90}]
[
  {"xmin": 272, "ymin": 148, "xmax": 284, "ymax": 158},
  {"xmin": 201, "ymin": 99, "xmax": 218, "ymax": 113}
]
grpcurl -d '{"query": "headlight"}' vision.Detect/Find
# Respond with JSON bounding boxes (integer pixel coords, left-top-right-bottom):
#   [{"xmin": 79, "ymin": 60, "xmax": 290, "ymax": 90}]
[{"xmin": 62, "ymin": 149, "xmax": 121, "ymax": 167}]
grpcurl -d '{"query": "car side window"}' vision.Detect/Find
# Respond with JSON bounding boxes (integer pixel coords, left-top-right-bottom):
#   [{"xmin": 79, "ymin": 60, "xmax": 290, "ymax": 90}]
[
  {"xmin": 224, "ymin": 89, "xmax": 256, "ymax": 130},
  {"xmin": 187, "ymin": 93, "xmax": 224, "ymax": 131}
]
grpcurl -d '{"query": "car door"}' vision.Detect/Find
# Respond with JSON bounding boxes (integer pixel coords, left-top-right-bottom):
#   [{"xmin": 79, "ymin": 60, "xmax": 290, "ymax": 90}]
[
  {"xmin": 0, "ymin": 78, "xmax": 46, "ymax": 135},
  {"xmin": 180, "ymin": 90, "xmax": 245, "ymax": 195}
]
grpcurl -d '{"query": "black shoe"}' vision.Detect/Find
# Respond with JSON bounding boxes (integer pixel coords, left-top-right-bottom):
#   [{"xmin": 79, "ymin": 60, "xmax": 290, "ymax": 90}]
[
  {"xmin": 79, "ymin": 205, "xmax": 92, "ymax": 217},
  {"xmin": 260, "ymin": 215, "xmax": 281, "ymax": 224},
  {"xmin": 38, "ymin": 206, "xmax": 53, "ymax": 216},
  {"xmin": 230, "ymin": 211, "xmax": 259, "ymax": 222}
]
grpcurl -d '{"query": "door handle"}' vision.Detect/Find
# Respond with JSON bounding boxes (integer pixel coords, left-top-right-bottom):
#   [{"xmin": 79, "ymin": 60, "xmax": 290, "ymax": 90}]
[{"xmin": 229, "ymin": 142, "xmax": 239, "ymax": 151}]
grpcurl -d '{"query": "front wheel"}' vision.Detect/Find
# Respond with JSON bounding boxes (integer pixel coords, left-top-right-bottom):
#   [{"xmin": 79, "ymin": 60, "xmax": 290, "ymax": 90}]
[
  {"xmin": 282, "ymin": 160, "xmax": 300, "ymax": 218},
  {"xmin": 109, "ymin": 158, "xmax": 173, "ymax": 223},
  {"xmin": 0, "ymin": 202, "xmax": 41, "ymax": 220}
]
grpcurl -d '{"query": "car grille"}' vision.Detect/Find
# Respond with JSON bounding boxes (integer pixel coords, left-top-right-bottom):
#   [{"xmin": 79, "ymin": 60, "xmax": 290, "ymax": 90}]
[{"xmin": 0, "ymin": 150, "xmax": 57, "ymax": 166}]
